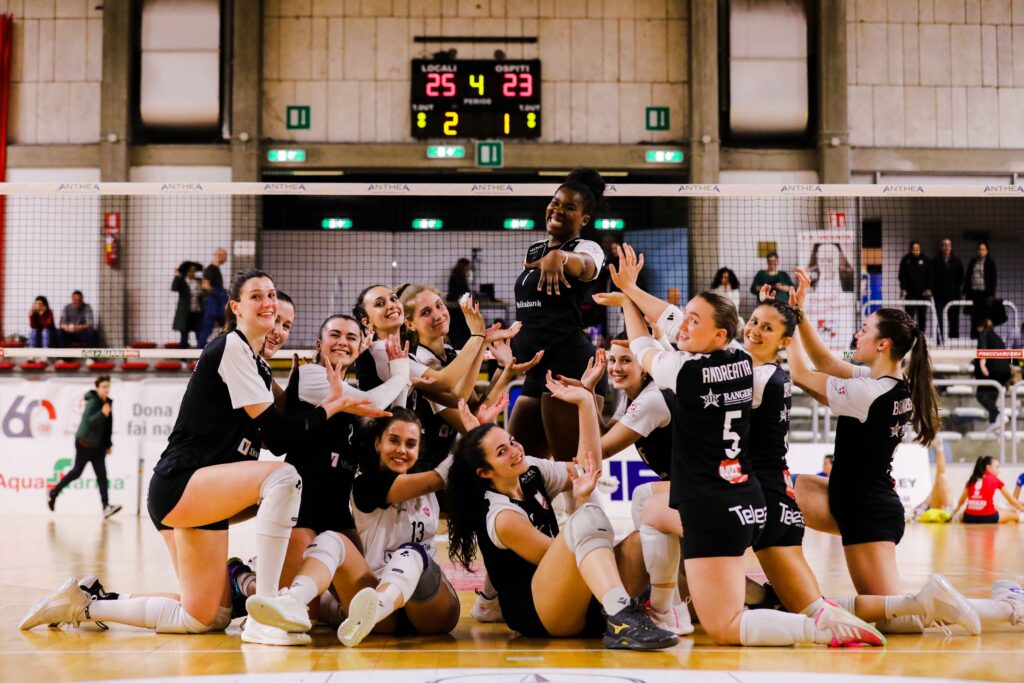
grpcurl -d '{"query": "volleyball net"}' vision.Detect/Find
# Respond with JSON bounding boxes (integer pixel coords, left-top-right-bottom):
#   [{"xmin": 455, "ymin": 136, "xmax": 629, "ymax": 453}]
[{"xmin": 1, "ymin": 182, "xmax": 1022, "ymax": 362}]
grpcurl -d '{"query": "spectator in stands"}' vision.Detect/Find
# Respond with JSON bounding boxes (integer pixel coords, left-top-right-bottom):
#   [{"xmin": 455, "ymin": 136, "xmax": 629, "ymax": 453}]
[
  {"xmin": 172, "ymin": 261, "xmax": 203, "ymax": 348},
  {"xmin": 932, "ymin": 238, "xmax": 964, "ymax": 342},
  {"xmin": 963, "ymin": 241, "xmax": 996, "ymax": 338},
  {"xmin": 445, "ymin": 258, "xmax": 474, "ymax": 348},
  {"xmin": 59, "ymin": 290, "xmax": 98, "ymax": 347},
  {"xmin": 974, "ymin": 318, "xmax": 1011, "ymax": 433},
  {"xmin": 952, "ymin": 455, "xmax": 1024, "ymax": 524},
  {"xmin": 197, "ymin": 247, "xmax": 228, "ymax": 347},
  {"xmin": 710, "ymin": 267, "xmax": 741, "ymax": 312},
  {"xmin": 898, "ymin": 240, "xmax": 932, "ymax": 333},
  {"xmin": 29, "ymin": 296, "xmax": 56, "ymax": 348},
  {"xmin": 817, "ymin": 454, "xmax": 833, "ymax": 478},
  {"xmin": 749, "ymin": 252, "xmax": 793, "ymax": 303}
]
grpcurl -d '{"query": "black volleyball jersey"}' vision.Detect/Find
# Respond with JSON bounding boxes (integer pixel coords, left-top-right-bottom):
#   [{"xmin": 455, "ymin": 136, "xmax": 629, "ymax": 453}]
[
  {"xmin": 612, "ymin": 381, "xmax": 674, "ymax": 480},
  {"xmin": 513, "ymin": 236, "xmax": 605, "ymax": 348},
  {"xmin": 476, "ymin": 457, "xmax": 568, "ymax": 602},
  {"xmin": 826, "ymin": 365, "xmax": 912, "ymax": 498},
  {"xmin": 154, "ymin": 330, "xmax": 272, "ymax": 477},
  {"xmin": 749, "ymin": 363, "xmax": 793, "ymax": 495},
  {"xmin": 411, "ymin": 344, "xmax": 459, "ymax": 469}
]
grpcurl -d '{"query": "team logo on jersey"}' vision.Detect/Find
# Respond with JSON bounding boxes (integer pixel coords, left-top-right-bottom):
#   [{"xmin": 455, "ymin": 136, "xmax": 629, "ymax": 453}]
[
  {"xmin": 627, "ymin": 403, "xmax": 639, "ymax": 413},
  {"xmin": 237, "ymin": 438, "xmax": 254, "ymax": 457},
  {"xmin": 778, "ymin": 405, "xmax": 790, "ymax": 423},
  {"xmin": 423, "ymin": 506, "xmax": 431, "ymax": 517},
  {"xmin": 783, "ymin": 469, "xmax": 796, "ymax": 499},
  {"xmin": 718, "ymin": 459, "xmax": 748, "ymax": 484},
  {"xmin": 889, "ymin": 422, "xmax": 909, "ymax": 438},
  {"xmin": 700, "ymin": 389, "xmax": 720, "ymax": 408},
  {"xmin": 837, "ymin": 385, "xmax": 846, "ymax": 396}
]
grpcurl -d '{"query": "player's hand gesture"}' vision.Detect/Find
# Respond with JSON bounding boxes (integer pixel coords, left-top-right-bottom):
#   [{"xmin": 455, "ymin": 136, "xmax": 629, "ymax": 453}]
[
  {"xmin": 592, "ymin": 291, "xmax": 628, "ymax": 307},
  {"xmin": 385, "ymin": 334, "xmax": 408, "ymax": 361},
  {"xmin": 545, "ymin": 371, "xmax": 594, "ymax": 406},
  {"xmin": 609, "ymin": 243, "xmax": 644, "ymax": 291},
  {"xmin": 568, "ymin": 449, "xmax": 601, "ymax": 505},
  {"xmin": 460, "ymin": 295, "xmax": 487, "ymax": 336},
  {"xmin": 792, "ymin": 267, "xmax": 811, "ymax": 310},
  {"xmin": 580, "ymin": 348, "xmax": 606, "ymax": 392},
  {"xmin": 758, "ymin": 284, "xmax": 776, "ymax": 302},
  {"xmin": 525, "ymin": 250, "xmax": 571, "ymax": 296}
]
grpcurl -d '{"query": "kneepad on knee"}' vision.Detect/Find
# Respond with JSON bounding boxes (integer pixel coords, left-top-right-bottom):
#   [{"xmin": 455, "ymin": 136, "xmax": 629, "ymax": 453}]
[
  {"xmin": 630, "ymin": 482, "xmax": 655, "ymax": 530},
  {"xmin": 147, "ymin": 599, "xmax": 213, "ymax": 634},
  {"xmin": 303, "ymin": 530, "xmax": 347, "ymax": 574},
  {"xmin": 255, "ymin": 463, "xmax": 302, "ymax": 538},
  {"xmin": 409, "ymin": 555, "xmax": 444, "ymax": 603},
  {"xmin": 562, "ymin": 503, "xmax": 614, "ymax": 567}
]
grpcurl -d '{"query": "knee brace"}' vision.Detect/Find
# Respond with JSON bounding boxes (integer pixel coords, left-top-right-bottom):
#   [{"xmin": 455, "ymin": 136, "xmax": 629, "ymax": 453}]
[
  {"xmin": 302, "ymin": 530, "xmax": 347, "ymax": 575},
  {"xmin": 561, "ymin": 503, "xmax": 614, "ymax": 568},
  {"xmin": 382, "ymin": 542, "xmax": 429, "ymax": 603},
  {"xmin": 630, "ymin": 482, "xmax": 655, "ymax": 530},
  {"xmin": 410, "ymin": 555, "xmax": 444, "ymax": 603},
  {"xmin": 147, "ymin": 599, "xmax": 212, "ymax": 634},
  {"xmin": 639, "ymin": 524, "xmax": 680, "ymax": 585},
  {"xmin": 211, "ymin": 606, "xmax": 232, "ymax": 631},
  {"xmin": 255, "ymin": 463, "xmax": 302, "ymax": 539}
]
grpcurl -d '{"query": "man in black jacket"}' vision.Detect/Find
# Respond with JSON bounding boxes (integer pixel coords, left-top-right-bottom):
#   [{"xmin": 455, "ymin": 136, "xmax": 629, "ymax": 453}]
[
  {"xmin": 964, "ymin": 241, "xmax": 998, "ymax": 339},
  {"xmin": 48, "ymin": 376, "xmax": 121, "ymax": 518},
  {"xmin": 898, "ymin": 240, "xmax": 932, "ymax": 333},
  {"xmin": 932, "ymin": 238, "xmax": 965, "ymax": 342}
]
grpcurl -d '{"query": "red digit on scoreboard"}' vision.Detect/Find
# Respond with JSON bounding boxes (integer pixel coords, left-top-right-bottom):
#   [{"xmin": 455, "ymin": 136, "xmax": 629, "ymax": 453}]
[
  {"xmin": 441, "ymin": 73, "xmax": 456, "ymax": 96},
  {"xmin": 502, "ymin": 73, "xmax": 533, "ymax": 98},
  {"xmin": 426, "ymin": 73, "xmax": 441, "ymax": 97},
  {"xmin": 518, "ymin": 73, "xmax": 533, "ymax": 97},
  {"xmin": 502, "ymin": 73, "xmax": 517, "ymax": 97}
]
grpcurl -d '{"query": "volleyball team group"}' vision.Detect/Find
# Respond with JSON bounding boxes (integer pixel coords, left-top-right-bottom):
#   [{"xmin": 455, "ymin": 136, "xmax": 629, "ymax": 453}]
[{"xmin": 19, "ymin": 169, "xmax": 1024, "ymax": 651}]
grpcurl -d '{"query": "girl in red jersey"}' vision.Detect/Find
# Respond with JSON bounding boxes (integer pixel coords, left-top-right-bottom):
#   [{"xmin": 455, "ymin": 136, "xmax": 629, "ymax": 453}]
[{"xmin": 953, "ymin": 455, "xmax": 1024, "ymax": 524}]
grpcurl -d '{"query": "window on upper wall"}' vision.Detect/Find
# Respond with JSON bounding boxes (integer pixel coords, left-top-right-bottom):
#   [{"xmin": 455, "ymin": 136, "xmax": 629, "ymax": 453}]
[
  {"xmin": 133, "ymin": 0, "xmax": 228, "ymax": 143},
  {"xmin": 719, "ymin": 0, "xmax": 817, "ymax": 147}
]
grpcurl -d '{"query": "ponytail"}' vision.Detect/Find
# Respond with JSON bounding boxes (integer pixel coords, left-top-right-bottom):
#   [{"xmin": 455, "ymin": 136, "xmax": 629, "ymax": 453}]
[
  {"xmin": 967, "ymin": 455, "xmax": 993, "ymax": 488},
  {"xmin": 876, "ymin": 309, "xmax": 940, "ymax": 446}
]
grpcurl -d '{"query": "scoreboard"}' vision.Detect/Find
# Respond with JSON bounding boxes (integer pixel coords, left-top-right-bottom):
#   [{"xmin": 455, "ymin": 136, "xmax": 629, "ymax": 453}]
[{"xmin": 410, "ymin": 59, "xmax": 541, "ymax": 139}]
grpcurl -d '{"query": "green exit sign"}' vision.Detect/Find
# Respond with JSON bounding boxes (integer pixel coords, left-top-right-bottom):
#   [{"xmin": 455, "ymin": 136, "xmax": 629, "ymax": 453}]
[
  {"xmin": 427, "ymin": 145, "xmax": 466, "ymax": 159},
  {"xmin": 321, "ymin": 218, "xmax": 353, "ymax": 230},
  {"xmin": 286, "ymin": 106, "xmax": 310, "ymax": 130},
  {"xmin": 412, "ymin": 218, "xmax": 443, "ymax": 230},
  {"xmin": 267, "ymin": 149, "xmax": 307, "ymax": 162},
  {"xmin": 503, "ymin": 218, "xmax": 535, "ymax": 230},
  {"xmin": 595, "ymin": 218, "xmax": 625, "ymax": 230},
  {"xmin": 645, "ymin": 149, "xmax": 684, "ymax": 164}
]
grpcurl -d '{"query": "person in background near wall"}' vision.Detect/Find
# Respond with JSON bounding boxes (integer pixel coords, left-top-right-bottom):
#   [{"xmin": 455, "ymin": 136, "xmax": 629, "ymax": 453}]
[
  {"xmin": 817, "ymin": 454, "xmax": 833, "ymax": 478},
  {"xmin": 48, "ymin": 375, "xmax": 121, "ymax": 518},
  {"xmin": 750, "ymin": 253, "xmax": 794, "ymax": 303},
  {"xmin": 445, "ymin": 258, "xmax": 474, "ymax": 349},
  {"xmin": 172, "ymin": 262, "xmax": 203, "ymax": 348},
  {"xmin": 973, "ymin": 318, "xmax": 1011, "ymax": 434},
  {"xmin": 710, "ymin": 267, "xmax": 741, "ymax": 313},
  {"xmin": 29, "ymin": 296, "xmax": 56, "ymax": 348},
  {"xmin": 898, "ymin": 241, "xmax": 932, "ymax": 334},
  {"xmin": 931, "ymin": 238, "xmax": 964, "ymax": 343},
  {"xmin": 60, "ymin": 290, "xmax": 98, "ymax": 346},
  {"xmin": 197, "ymin": 248, "xmax": 228, "ymax": 348},
  {"xmin": 963, "ymin": 241, "xmax": 996, "ymax": 339}
]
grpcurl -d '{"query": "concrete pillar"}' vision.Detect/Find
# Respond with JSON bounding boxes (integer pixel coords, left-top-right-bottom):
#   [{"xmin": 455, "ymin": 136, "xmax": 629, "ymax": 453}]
[
  {"xmin": 817, "ymin": 0, "xmax": 850, "ymax": 184},
  {"xmin": 230, "ymin": 0, "xmax": 263, "ymax": 274},
  {"xmin": 98, "ymin": 0, "xmax": 134, "ymax": 345},
  {"xmin": 687, "ymin": 0, "xmax": 720, "ymax": 297}
]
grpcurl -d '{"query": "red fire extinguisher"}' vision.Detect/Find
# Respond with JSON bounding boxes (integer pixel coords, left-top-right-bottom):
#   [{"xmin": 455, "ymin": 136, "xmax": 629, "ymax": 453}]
[{"xmin": 103, "ymin": 212, "xmax": 120, "ymax": 267}]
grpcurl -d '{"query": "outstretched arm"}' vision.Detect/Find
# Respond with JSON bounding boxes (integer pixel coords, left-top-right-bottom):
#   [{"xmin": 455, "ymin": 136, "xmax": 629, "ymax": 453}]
[{"xmin": 792, "ymin": 267, "xmax": 856, "ymax": 379}]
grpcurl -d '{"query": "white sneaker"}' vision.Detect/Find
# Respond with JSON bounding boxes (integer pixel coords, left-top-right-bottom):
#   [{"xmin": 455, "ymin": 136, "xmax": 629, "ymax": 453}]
[
  {"xmin": 240, "ymin": 617, "xmax": 311, "ymax": 646},
  {"xmin": 646, "ymin": 602, "xmax": 694, "ymax": 636},
  {"xmin": 991, "ymin": 580, "xmax": 1024, "ymax": 626},
  {"xmin": 337, "ymin": 586, "xmax": 379, "ymax": 647},
  {"xmin": 245, "ymin": 589, "xmax": 312, "ymax": 633},
  {"xmin": 914, "ymin": 574, "xmax": 981, "ymax": 635},
  {"xmin": 102, "ymin": 504, "xmax": 122, "ymax": 519},
  {"xmin": 19, "ymin": 578, "xmax": 90, "ymax": 630},
  {"xmin": 470, "ymin": 590, "xmax": 504, "ymax": 623},
  {"xmin": 813, "ymin": 599, "xmax": 886, "ymax": 647}
]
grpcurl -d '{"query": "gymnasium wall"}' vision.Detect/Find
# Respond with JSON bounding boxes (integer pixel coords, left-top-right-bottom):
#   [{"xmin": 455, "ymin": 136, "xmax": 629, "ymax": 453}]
[
  {"xmin": 7, "ymin": 0, "xmax": 103, "ymax": 144},
  {"xmin": 262, "ymin": 0, "xmax": 689, "ymax": 144},
  {"xmin": 847, "ymin": 0, "xmax": 1024, "ymax": 148}
]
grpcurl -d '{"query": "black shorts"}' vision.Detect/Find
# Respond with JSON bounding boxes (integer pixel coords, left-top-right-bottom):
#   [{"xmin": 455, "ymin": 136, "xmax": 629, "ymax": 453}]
[
  {"xmin": 752, "ymin": 486, "xmax": 805, "ymax": 551},
  {"xmin": 679, "ymin": 486, "xmax": 766, "ymax": 559},
  {"xmin": 963, "ymin": 512, "xmax": 999, "ymax": 524},
  {"xmin": 295, "ymin": 480, "xmax": 355, "ymax": 533},
  {"xmin": 515, "ymin": 335, "xmax": 607, "ymax": 398},
  {"xmin": 499, "ymin": 582, "xmax": 606, "ymax": 638},
  {"xmin": 829, "ymin": 483, "xmax": 905, "ymax": 546},
  {"xmin": 148, "ymin": 470, "xmax": 230, "ymax": 532}
]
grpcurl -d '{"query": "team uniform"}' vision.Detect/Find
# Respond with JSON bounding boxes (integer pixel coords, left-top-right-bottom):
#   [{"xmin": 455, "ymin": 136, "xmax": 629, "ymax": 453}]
[
  {"xmin": 476, "ymin": 456, "xmax": 606, "ymax": 637},
  {"xmin": 611, "ymin": 381, "xmax": 673, "ymax": 480},
  {"xmin": 411, "ymin": 344, "xmax": 459, "ymax": 470},
  {"xmin": 513, "ymin": 236, "xmax": 607, "ymax": 397},
  {"xmin": 636, "ymin": 306, "xmax": 765, "ymax": 560},
  {"xmin": 962, "ymin": 472, "xmax": 1005, "ymax": 524},
  {"xmin": 749, "ymin": 363, "xmax": 804, "ymax": 551},
  {"xmin": 289, "ymin": 360, "xmax": 410, "ymax": 532},
  {"xmin": 825, "ymin": 365, "xmax": 911, "ymax": 546},
  {"xmin": 148, "ymin": 330, "xmax": 272, "ymax": 531}
]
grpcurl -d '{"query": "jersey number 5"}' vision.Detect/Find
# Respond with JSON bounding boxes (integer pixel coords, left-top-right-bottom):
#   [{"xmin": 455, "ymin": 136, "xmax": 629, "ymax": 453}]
[{"xmin": 722, "ymin": 410, "xmax": 741, "ymax": 458}]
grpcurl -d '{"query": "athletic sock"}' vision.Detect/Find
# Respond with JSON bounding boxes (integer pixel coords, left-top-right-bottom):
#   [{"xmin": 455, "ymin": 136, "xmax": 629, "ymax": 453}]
[
  {"xmin": 117, "ymin": 593, "xmax": 133, "ymax": 600},
  {"xmin": 830, "ymin": 596, "xmax": 856, "ymax": 613},
  {"xmin": 801, "ymin": 597, "xmax": 828, "ymax": 617},
  {"xmin": 85, "ymin": 596, "xmax": 208, "ymax": 633},
  {"xmin": 376, "ymin": 584, "xmax": 403, "ymax": 622},
  {"xmin": 740, "ymin": 608, "xmax": 821, "ymax": 645},
  {"xmin": 288, "ymin": 574, "xmax": 319, "ymax": 607},
  {"xmin": 969, "ymin": 598, "xmax": 1014, "ymax": 629},
  {"xmin": 884, "ymin": 595, "xmax": 925, "ymax": 619},
  {"xmin": 640, "ymin": 524, "xmax": 680, "ymax": 613},
  {"xmin": 239, "ymin": 571, "xmax": 257, "ymax": 597},
  {"xmin": 601, "ymin": 586, "xmax": 631, "ymax": 616}
]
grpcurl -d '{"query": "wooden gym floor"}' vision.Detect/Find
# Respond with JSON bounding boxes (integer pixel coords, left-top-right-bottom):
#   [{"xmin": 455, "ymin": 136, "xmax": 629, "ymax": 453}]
[{"xmin": 1, "ymin": 514, "xmax": 1022, "ymax": 683}]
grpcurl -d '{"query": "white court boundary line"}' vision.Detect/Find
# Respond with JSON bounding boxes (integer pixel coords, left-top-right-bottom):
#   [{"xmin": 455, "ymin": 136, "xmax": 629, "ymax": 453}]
[
  {"xmin": 1, "ymin": 182, "xmax": 1024, "ymax": 197},
  {"xmin": 2, "ymin": 648, "xmax": 1021, "ymax": 655}
]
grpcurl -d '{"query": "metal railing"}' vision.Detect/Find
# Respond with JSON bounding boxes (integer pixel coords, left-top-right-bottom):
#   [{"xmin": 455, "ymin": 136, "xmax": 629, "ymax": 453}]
[
  {"xmin": 1012, "ymin": 381, "xmax": 1023, "ymax": 464},
  {"xmin": 934, "ymin": 378, "xmax": 1007, "ymax": 461},
  {"xmin": 942, "ymin": 299, "xmax": 1020, "ymax": 337}
]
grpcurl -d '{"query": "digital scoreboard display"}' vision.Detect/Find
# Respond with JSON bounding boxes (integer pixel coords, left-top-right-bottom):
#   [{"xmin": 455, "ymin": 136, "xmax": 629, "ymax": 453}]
[{"xmin": 410, "ymin": 59, "xmax": 541, "ymax": 139}]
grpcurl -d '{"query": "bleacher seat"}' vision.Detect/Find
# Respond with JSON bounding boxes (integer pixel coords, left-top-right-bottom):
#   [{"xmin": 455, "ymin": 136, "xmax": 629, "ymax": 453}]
[
  {"xmin": 20, "ymin": 361, "xmax": 47, "ymax": 371},
  {"xmin": 129, "ymin": 341, "xmax": 156, "ymax": 349},
  {"xmin": 936, "ymin": 431, "xmax": 963, "ymax": 443},
  {"xmin": 790, "ymin": 406, "xmax": 812, "ymax": 418},
  {"xmin": 952, "ymin": 407, "xmax": 988, "ymax": 421},
  {"xmin": 933, "ymin": 363, "xmax": 961, "ymax": 374},
  {"xmin": 155, "ymin": 361, "xmax": 183, "ymax": 372},
  {"xmin": 945, "ymin": 385, "xmax": 973, "ymax": 396},
  {"xmin": 88, "ymin": 361, "xmax": 116, "ymax": 371},
  {"xmin": 121, "ymin": 361, "xmax": 149, "ymax": 372},
  {"xmin": 0, "ymin": 362, "xmax": 15, "ymax": 372},
  {"xmin": 790, "ymin": 430, "xmax": 814, "ymax": 442},
  {"xmin": 966, "ymin": 431, "xmax": 998, "ymax": 442},
  {"xmin": 187, "ymin": 361, "xmax": 197, "ymax": 371},
  {"xmin": 53, "ymin": 361, "xmax": 81, "ymax": 372},
  {"xmin": 0, "ymin": 340, "xmax": 26, "ymax": 348},
  {"xmin": 938, "ymin": 407, "xmax": 951, "ymax": 418}
]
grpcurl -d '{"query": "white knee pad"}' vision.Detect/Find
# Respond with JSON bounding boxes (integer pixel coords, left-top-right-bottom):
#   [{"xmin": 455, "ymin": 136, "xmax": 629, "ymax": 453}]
[
  {"xmin": 302, "ymin": 530, "xmax": 347, "ymax": 575},
  {"xmin": 561, "ymin": 503, "xmax": 614, "ymax": 568},
  {"xmin": 382, "ymin": 542, "xmax": 429, "ymax": 603},
  {"xmin": 640, "ymin": 524, "xmax": 680, "ymax": 585},
  {"xmin": 630, "ymin": 482, "xmax": 656, "ymax": 530},
  {"xmin": 410, "ymin": 556, "xmax": 444, "ymax": 603},
  {"xmin": 255, "ymin": 463, "xmax": 302, "ymax": 539},
  {"xmin": 147, "ymin": 599, "xmax": 212, "ymax": 634},
  {"xmin": 211, "ymin": 606, "xmax": 232, "ymax": 631}
]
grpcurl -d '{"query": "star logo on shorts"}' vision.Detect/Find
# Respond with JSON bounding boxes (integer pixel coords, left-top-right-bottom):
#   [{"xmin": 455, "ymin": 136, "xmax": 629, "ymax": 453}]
[
  {"xmin": 889, "ymin": 422, "xmax": 907, "ymax": 438},
  {"xmin": 701, "ymin": 388, "xmax": 720, "ymax": 408},
  {"xmin": 778, "ymin": 406, "xmax": 790, "ymax": 422}
]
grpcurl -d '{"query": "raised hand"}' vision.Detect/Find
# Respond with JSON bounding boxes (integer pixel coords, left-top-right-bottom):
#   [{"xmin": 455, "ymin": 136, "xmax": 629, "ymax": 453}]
[
  {"xmin": 360, "ymin": 325, "xmax": 374, "ymax": 353},
  {"xmin": 580, "ymin": 348, "xmax": 606, "ymax": 392},
  {"xmin": 792, "ymin": 267, "xmax": 811, "ymax": 309},
  {"xmin": 506, "ymin": 350, "xmax": 544, "ymax": 378},
  {"xmin": 758, "ymin": 284, "xmax": 776, "ymax": 302},
  {"xmin": 460, "ymin": 296, "xmax": 487, "ymax": 336},
  {"xmin": 592, "ymin": 291, "xmax": 628, "ymax": 307},
  {"xmin": 524, "ymin": 250, "xmax": 571, "ymax": 296},
  {"xmin": 476, "ymin": 392, "xmax": 509, "ymax": 425},
  {"xmin": 385, "ymin": 334, "xmax": 408, "ymax": 361},
  {"xmin": 485, "ymin": 320, "xmax": 522, "ymax": 343},
  {"xmin": 609, "ymin": 243, "xmax": 644, "ymax": 291},
  {"xmin": 545, "ymin": 370, "xmax": 594, "ymax": 406},
  {"xmin": 410, "ymin": 374, "xmax": 438, "ymax": 392},
  {"xmin": 569, "ymin": 449, "xmax": 601, "ymax": 503},
  {"xmin": 457, "ymin": 398, "xmax": 481, "ymax": 431}
]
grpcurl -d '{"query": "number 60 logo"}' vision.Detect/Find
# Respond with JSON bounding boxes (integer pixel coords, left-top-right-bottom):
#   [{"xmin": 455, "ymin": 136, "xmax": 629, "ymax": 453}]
[{"xmin": 3, "ymin": 397, "xmax": 57, "ymax": 438}]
